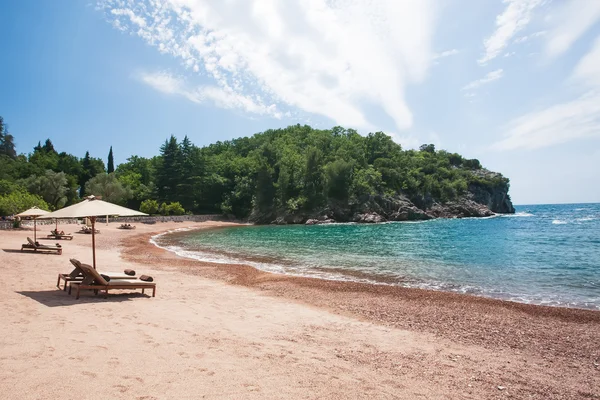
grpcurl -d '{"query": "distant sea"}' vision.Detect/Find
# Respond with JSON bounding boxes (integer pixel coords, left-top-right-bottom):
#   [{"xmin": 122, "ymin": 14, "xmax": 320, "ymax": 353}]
[{"xmin": 152, "ymin": 204, "xmax": 600, "ymax": 310}]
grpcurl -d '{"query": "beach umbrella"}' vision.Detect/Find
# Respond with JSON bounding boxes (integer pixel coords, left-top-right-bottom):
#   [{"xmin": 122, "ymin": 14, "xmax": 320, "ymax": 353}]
[
  {"xmin": 39, "ymin": 196, "xmax": 147, "ymax": 269},
  {"xmin": 16, "ymin": 206, "xmax": 49, "ymax": 242}
]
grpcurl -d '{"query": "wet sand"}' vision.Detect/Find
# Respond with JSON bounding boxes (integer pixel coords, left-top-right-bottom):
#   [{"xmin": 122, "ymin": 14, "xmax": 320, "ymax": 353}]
[{"xmin": 1, "ymin": 221, "xmax": 599, "ymax": 399}]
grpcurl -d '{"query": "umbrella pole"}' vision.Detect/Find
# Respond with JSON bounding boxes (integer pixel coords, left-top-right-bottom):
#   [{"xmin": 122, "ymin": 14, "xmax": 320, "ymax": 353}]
[
  {"xmin": 91, "ymin": 216, "xmax": 97, "ymax": 269},
  {"xmin": 34, "ymin": 217, "xmax": 37, "ymax": 242}
]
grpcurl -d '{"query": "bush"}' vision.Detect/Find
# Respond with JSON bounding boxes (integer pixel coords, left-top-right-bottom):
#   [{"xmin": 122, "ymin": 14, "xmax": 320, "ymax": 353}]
[
  {"xmin": 0, "ymin": 190, "xmax": 49, "ymax": 216},
  {"xmin": 166, "ymin": 202, "xmax": 185, "ymax": 216},
  {"xmin": 140, "ymin": 199, "xmax": 159, "ymax": 215}
]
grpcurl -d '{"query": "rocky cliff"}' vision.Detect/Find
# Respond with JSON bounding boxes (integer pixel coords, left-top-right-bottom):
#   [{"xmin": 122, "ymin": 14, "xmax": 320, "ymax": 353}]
[{"xmin": 264, "ymin": 169, "xmax": 514, "ymax": 225}]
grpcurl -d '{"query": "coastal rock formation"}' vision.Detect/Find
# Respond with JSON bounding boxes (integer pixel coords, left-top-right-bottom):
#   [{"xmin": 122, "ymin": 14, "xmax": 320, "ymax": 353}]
[{"xmin": 263, "ymin": 169, "xmax": 514, "ymax": 224}]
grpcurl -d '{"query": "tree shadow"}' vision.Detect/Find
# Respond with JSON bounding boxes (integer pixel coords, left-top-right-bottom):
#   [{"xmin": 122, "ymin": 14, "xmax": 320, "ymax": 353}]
[{"xmin": 17, "ymin": 290, "xmax": 150, "ymax": 307}]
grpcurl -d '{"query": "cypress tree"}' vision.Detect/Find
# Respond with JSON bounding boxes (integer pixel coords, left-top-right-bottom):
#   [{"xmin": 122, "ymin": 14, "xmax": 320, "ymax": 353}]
[{"xmin": 107, "ymin": 146, "xmax": 114, "ymax": 174}]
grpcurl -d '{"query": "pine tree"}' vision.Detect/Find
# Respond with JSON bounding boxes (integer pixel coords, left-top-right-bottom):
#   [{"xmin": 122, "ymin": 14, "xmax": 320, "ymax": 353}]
[
  {"xmin": 43, "ymin": 139, "xmax": 56, "ymax": 154},
  {"xmin": 107, "ymin": 146, "xmax": 114, "ymax": 174},
  {"xmin": 79, "ymin": 151, "xmax": 92, "ymax": 197},
  {"xmin": 156, "ymin": 135, "xmax": 180, "ymax": 202},
  {"xmin": 0, "ymin": 116, "xmax": 17, "ymax": 159},
  {"xmin": 78, "ymin": 152, "xmax": 106, "ymax": 197},
  {"xmin": 303, "ymin": 147, "xmax": 324, "ymax": 209}
]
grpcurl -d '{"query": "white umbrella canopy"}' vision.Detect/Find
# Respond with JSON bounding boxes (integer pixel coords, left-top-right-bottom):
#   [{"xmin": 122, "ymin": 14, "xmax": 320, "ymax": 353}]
[
  {"xmin": 16, "ymin": 206, "xmax": 50, "ymax": 242},
  {"xmin": 39, "ymin": 196, "xmax": 147, "ymax": 269}
]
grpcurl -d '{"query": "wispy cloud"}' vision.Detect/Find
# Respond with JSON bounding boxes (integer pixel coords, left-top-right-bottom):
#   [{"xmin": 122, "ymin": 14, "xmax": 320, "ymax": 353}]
[
  {"xmin": 138, "ymin": 71, "xmax": 284, "ymax": 118},
  {"xmin": 462, "ymin": 69, "xmax": 504, "ymax": 91},
  {"xmin": 98, "ymin": 0, "xmax": 437, "ymax": 131},
  {"xmin": 572, "ymin": 35, "xmax": 600, "ymax": 87},
  {"xmin": 433, "ymin": 49, "xmax": 459, "ymax": 60},
  {"xmin": 491, "ymin": 91, "xmax": 600, "ymax": 150},
  {"xmin": 514, "ymin": 30, "xmax": 545, "ymax": 44},
  {"xmin": 544, "ymin": 0, "xmax": 600, "ymax": 58},
  {"xmin": 493, "ymin": 32, "xmax": 600, "ymax": 151},
  {"xmin": 478, "ymin": 0, "xmax": 542, "ymax": 65}
]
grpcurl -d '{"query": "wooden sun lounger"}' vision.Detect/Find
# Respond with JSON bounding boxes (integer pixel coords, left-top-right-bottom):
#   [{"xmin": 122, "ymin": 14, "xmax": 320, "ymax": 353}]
[
  {"xmin": 47, "ymin": 232, "xmax": 73, "ymax": 240},
  {"xmin": 56, "ymin": 258, "xmax": 137, "ymax": 291},
  {"xmin": 70, "ymin": 263, "xmax": 156, "ymax": 299},
  {"xmin": 21, "ymin": 237, "xmax": 62, "ymax": 255},
  {"xmin": 79, "ymin": 227, "xmax": 99, "ymax": 234}
]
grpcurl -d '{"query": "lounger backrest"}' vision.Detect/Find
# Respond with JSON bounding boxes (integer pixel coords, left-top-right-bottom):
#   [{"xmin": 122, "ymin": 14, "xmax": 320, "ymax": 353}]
[
  {"xmin": 27, "ymin": 237, "xmax": 36, "ymax": 246},
  {"xmin": 78, "ymin": 263, "xmax": 109, "ymax": 285},
  {"xmin": 68, "ymin": 259, "xmax": 84, "ymax": 278}
]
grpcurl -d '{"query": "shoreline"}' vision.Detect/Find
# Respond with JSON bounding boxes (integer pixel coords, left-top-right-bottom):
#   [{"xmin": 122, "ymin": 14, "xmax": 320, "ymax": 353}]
[
  {"xmin": 124, "ymin": 224, "xmax": 600, "ymax": 361},
  {"xmin": 150, "ymin": 223, "xmax": 600, "ymax": 312}
]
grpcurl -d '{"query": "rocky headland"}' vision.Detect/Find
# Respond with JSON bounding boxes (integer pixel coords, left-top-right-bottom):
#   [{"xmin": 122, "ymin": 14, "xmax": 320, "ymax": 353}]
[{"xmin": 265, "ymin": 169, "xmax": 514, "ymax": 225}]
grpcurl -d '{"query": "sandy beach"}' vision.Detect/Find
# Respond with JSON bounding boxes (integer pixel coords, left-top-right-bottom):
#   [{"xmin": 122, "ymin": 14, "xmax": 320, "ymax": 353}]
[{"xmin": 1, "ymin": 220, "xmax": 598, "ymax": 399}]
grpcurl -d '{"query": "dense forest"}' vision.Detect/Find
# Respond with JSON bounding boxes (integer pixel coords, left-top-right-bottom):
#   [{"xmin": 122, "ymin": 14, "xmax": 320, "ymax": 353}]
[{"xmin": 0, "ymin": 116, "xmax": 514, "ymax": 223}]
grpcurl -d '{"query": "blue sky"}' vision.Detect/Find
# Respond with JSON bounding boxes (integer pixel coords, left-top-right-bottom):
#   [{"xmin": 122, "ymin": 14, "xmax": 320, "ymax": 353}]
[{"xmin": 1, "ymin": 0, "xmax": 599, "ymax": 205}]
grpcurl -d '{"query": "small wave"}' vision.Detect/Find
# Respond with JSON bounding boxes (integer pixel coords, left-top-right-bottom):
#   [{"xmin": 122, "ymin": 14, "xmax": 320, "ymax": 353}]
[
  {"xmin": 577, "ymin": 216, "xmax": 596, "ymax": 222},
  {"xmin": 501, "ymin": 212, "xmax": 534, "ymax": 218},
  {"xmin": 552, "ymin": 219, "xmax": 568, "ymax": 225}
]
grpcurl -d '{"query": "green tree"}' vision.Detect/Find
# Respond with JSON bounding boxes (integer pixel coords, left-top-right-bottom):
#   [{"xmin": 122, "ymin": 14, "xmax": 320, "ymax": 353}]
[
  {"xmin": 85, "ymin": 173, "xmax": 131, "ymax": 205},
  {"xmin": 0, "ymin": 190, "xmax": 49, "ymax": 216},
  {"xmin": 79, "ymin": 151, "xmax": 105, "ymax": 197},
  {"xmin": 0, "ymin": 116, "xmax": 17, "ymax": 159},
  {"xmin": 325, "ymin": 159, "xmax": 354, "ymax": 202},
  {"xmin": 22, "ymin": 170, "xmax": 69, "ymax": 210},
  {"xmin": 253, "ymin": 160, "xmax": 275, "ymax": 217},
  {"xmin": 303, "ymin": 147, "xmax": 324, "ymax": 209},
  {"xmin": 156, "ymin": 135, "xmax": 180, "ymax": 202},
  {"xmin": 352, "ymin": 166, "xmax": 383, "ymax": 198},
  {"xmin": 107, "ymin": 146, "xmax": 115, "ymax": 174}
]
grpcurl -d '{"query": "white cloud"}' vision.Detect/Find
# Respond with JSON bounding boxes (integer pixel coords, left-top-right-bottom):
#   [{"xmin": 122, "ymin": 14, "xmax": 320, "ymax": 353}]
[
  {"xmin": 492, "ymin": 91, "xmax": 600, "ymax": 150},
  {"xmin": 110, "ymin": 8, "xmax": 146, "ymax": 28},
  {"xmin": 478, "ymin": 0, "xmax": 542, "ymax": 65},
  {"xmin": 98, "ymin": 0, "xmax": 437, "ymax": 131},
  {"xmin": 462, "ymin": 69, "xmax": 504, "ymax": 91},
  {"xmin": 514, "ymin": 30, "xmax": 545, "ymax": 43},
  {"xmin": 138, "ymin": 71, "xmax": 283, "ymax": 118},
  {"xmin": 544, "ymin": 0, "xmax": 600, "ymax": 58},
  {"xmin": 572, "ymin": 35, "xmax": 600, "ymax": 87},
  {"xmin": 433, "ymin": 49, "xmax": 459, "ymax": 60},
  {"xmin": 493, "ymin": 33, "xmax": 600, "ymax": 151}
]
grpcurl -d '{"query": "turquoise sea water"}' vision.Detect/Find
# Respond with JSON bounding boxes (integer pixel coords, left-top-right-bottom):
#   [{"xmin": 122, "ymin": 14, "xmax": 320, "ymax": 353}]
[{"xmin": 153, "ymin": 204, "xmax": 600, "ymax": 310}]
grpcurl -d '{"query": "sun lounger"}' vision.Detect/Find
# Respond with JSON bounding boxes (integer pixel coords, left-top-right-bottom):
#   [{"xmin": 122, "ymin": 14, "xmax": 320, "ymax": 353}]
[
  {"xmin": 69, "ymin": 263, "xmax": 156, "ymax": 299},
  {"xmin": 21, "ymin": 237, "xmax": 62, "ymax": 255},
  {"xmin": 56, "ymin": 259, "xmax": 139, "ymax": 291},
  {"xmin": 79, "ymin": 226, "xmax": 99, "ymax": 234},
  {"xmin": 48, "ymin": 230, "xmax": 74, "ymax": 240},
  {"xmin": 118, "ymin": 224, "xmax": 136, "ymax": 230}
]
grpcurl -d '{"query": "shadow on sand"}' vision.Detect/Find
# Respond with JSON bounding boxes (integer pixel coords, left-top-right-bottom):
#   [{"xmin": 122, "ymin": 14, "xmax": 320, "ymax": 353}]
[
  {"xmin": 17, "ymin": 290, "xmax": 150, "ymax": 307},
  {"xmin": 2, "ymin": 249, "xmax": 61, "ymax": 255}
]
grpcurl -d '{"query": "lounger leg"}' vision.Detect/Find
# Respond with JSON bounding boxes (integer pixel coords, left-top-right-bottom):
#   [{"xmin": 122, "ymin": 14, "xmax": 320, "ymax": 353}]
[
  {"xmin": 57, "ymin": 275, "xmax": 61, "ymax": 289},
  {"xmin": 68, "ymin": 283, "xmax": 72, "ymax": 295},
  {"xmin": 142, "ymin": 288, "xmax": 145, "ymax": 294},
  {"xmin": 152, "ymin": 287, "xmax": 156, "ymax": 297},
  {"xmin": 104, "ymin": 289, "xmax": 108, "ymax": 299},
  {"xmin": 75, "ymin": 285, "xmax": 81, "ymax": 300}
]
